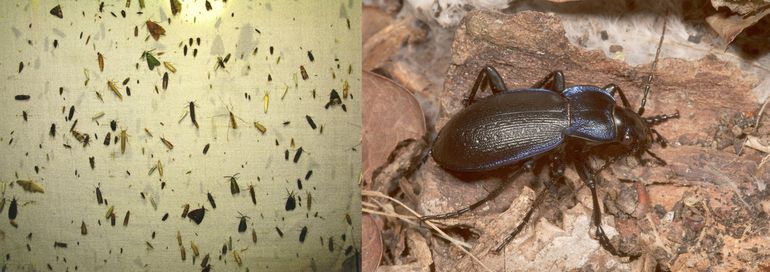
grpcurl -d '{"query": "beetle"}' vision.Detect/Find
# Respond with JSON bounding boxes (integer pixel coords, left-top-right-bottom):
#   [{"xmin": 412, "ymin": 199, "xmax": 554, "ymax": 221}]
[{"xmin": 425, "ymin": 21, "xmax": 678, "ymax": 256}]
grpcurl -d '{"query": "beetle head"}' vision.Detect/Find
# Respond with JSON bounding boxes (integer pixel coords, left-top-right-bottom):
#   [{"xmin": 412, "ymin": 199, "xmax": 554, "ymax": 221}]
[{"xmin": 614, "ymin": 107, "xmax": 653, "ymax": 155}]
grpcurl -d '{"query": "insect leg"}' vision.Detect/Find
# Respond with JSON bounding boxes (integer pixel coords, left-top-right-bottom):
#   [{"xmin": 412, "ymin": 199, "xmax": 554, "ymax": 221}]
[
  {"xmin": 420, "ymin": 162, "xmax": 530, "ymax": 221},
  {"xmin": 574, "ymin": 160, "xmax": 634, "ymax": 257},
  {"xmin": 603, "ymin": 84, "xmax": 632, "ymax": 109},
  {"xmin": 531, "ymin": 71, "xmax": 565, "ymax": 93},
  {"xmin": 464, "ymin": 66, "xmax": 508, "ymax": 107},
  {"xmin": 493, "ymin": 188, "xmax": 546, "ymax": 253}
]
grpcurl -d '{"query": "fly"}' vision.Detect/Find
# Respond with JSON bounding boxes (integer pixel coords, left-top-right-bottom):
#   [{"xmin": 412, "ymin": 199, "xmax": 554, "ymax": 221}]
[
  {"xmin": 203, "ymin": 143, "xmax": 210, "ymax": 154},
  {"xmin": 96, "ymin": 186, "xmax": 103, "ymax": 204},
  {"xmin": 299, "ymin": 226, "xmax": 308, "ymax": 243},
  {"xmin": 9, "ymin": 197, "xmax": 18, "ymax": 220},
  {"xmin": 81, "ymin": 221, "xmax": 87, "ymax": 235},
  {"xmin": 293, "ymin": 147, "xmax": 304, "ymax": 163}
]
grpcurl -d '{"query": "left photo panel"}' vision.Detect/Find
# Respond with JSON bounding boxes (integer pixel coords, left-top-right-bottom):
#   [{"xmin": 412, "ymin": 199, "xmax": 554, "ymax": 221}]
[{"xmin": 0, "ymin": 1, "xmax": 361, "ymax": 271}]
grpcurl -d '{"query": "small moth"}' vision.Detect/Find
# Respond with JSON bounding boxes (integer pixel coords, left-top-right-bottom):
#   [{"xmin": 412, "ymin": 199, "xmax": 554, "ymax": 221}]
[{"xmin": 187, "ymin": 207, "xmax": 205, "ymax": 224}]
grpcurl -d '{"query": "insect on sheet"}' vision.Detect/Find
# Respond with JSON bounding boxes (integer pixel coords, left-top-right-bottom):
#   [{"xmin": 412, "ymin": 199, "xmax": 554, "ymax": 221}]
[{"xmin": 0, "ymin": 1, "xmax": 361, "ymax": 271}]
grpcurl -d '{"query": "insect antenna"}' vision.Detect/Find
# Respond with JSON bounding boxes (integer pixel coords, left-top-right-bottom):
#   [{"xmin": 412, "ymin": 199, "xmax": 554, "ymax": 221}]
[
  {"xmin": 643, "ymin": 110, "xmax": 680, "ymax": 126},
  {"xmin": 637, "ymin": 16, "xmax": 668, "ymax": 116}
]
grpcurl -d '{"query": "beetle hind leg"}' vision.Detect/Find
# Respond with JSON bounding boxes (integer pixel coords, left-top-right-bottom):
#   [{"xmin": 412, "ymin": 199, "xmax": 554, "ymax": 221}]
[
  {"xmin": 464, "ymin": 66, "xmax": 508, "ymax": 107},
  {"xmin": 419, "ymin": 161, "xmax": 530, "ymax": 222}
]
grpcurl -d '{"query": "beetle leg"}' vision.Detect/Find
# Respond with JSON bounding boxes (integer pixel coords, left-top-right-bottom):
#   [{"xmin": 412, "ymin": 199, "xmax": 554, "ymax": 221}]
[
  {"xmin": 574, "ymin": 160, "xmax": 633, "ymax": 257},
  {"xmin": 603, "ymin": 84, "xmax": 632, "ymax": 109},
  {"xmin": 493, "ymin": 188, "xmax": 547, "ymax": 253},
  {"xmin": 531, "ymin": 71, "xmax": 565, "ymax": 93},
  {"xmin": 419, "ymin": 161, "xmax": 531, "ymax": 222},
  {"xmin": 464, "ymin": 66, "xmax": 508, "ymax": 107}
]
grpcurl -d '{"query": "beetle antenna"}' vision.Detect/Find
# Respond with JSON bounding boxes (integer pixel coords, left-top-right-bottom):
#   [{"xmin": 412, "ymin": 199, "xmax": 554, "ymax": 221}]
[
  {"xmin": 638, "ymin": 15, "xmax": 668, "ymax": 116},
  {"xmin": 643, "ymin": 110, "xmax": 679, "ymax": 126}
]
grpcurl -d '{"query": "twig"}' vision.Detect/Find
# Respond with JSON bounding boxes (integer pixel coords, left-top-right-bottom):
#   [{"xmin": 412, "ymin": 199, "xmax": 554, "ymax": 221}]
[
  {"xmin": 755, "ymin": 97, "xmax": 770, "ymax": 131},
  {"xmin": 362, "ymin": 190, "xmax": 492, "ymax": 272}
]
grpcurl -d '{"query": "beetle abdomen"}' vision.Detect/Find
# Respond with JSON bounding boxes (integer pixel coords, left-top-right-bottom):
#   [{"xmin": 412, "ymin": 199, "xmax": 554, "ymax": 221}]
[{"xmin": 433, "ymin": 89, "xmax": 569, "ymax": 172}]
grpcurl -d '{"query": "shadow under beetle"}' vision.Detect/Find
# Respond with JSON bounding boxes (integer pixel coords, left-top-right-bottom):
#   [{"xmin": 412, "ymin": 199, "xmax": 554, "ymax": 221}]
[{"xmin": 425, "ymin": 21, "xmax": 678, "ymax": 256}]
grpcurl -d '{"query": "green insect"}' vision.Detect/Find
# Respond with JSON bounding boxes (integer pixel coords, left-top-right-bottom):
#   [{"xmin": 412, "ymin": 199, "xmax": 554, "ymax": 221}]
[{"xmin": 141, "ymin": 50, "xmax": 160, "ymax": 70}]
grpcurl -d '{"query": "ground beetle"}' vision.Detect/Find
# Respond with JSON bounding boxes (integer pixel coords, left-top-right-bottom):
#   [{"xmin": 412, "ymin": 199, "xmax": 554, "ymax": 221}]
[{"xmin": 425, "ymin": 20, "xmax": 678, "ymax": 256}]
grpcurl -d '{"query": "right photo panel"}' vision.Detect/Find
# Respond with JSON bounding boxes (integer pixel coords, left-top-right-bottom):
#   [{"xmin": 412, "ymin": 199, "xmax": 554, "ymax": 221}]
[{"xmin": 361, "ymin": 1, "xmax": 770, "ymax": 271}]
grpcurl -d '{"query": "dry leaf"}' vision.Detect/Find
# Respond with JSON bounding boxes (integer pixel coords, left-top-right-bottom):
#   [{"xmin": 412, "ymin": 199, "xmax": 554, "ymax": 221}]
[
  {"xmin": 710, "ymin": 0, "xmax": 770, "ymax": 15},
  {"xmin": 16, "ymin": 180, "xmax": 45, "ymax": 193},
  {"xmin": 362, "ymin": 71, "xmax": 426, "ymax": 188},
  {"xmin": 363, "ymin": 18, "xmax": 425, "ymax": 71},
  {"xmin": 146, "ymin": 20, "xmax": 166, "ymax": 41},
  {"xmin": 706, "ymin": 8, "xmax": 770, "ymax": 45},
  {"xmin": 362, "ymin": 214, "xmax": 383, "ymax": 272}
]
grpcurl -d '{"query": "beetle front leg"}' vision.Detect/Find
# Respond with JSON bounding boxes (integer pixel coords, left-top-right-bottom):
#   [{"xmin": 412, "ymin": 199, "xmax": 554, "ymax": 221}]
[
  {"xmin": 603, "ymin": 84, "xmax": 632, "ymax": 109},
  {"xmin": 531, "ymin": 71, "xmax": 565, "ymax": 93},
  {"xmin": 574, "ymin": 160, "xmax": 634, "ymax": 257},
  {"xmin": 419, "ymin": 161, "xmax": 531, "ymax": 221},
  {"xmin": 464, "ymin": 66, "xmax": 508, "ymax": 107}
]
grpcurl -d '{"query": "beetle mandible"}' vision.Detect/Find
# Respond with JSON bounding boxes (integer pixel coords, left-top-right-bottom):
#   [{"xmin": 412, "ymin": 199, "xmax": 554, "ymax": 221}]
[{"xmin": 424, "ymin": 20, "xmax": 679, "ymax": 256}]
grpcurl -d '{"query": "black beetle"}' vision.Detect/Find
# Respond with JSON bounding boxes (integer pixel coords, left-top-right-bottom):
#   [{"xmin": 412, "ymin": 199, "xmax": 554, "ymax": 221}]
[{"xmin": 424, "ymin": 23, "xmax": 678, "ymax": 256}]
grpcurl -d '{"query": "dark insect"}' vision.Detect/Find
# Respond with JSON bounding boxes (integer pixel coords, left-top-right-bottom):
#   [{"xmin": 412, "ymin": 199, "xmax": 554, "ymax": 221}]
[
  {"xmin": 207, "ymin": 192, "xmax": 216, "ymax": 209},
  {"xmin": 299, "ymin": 226, "xmax": 308, "ymax": 243},
  {"xmin": 123, "ymin": 211, "xmax": 130, "ymax": 226},
  {"xmin": 300, "ymin": 65, "xmax": 309, "ymax": 80},
  {"xmin": 22, "ymin": 111, "xmax": 28, "ymax": 121},
  {"xmin": 187, "ymin": 207, "xmax": 206, "ymax": 224},
  {"xmin": 305, "ymin": 170, "xmax": 313, "ymax": 180},
  {"xmin": 18, "ymin": 61, "xmax": 23, "ymax": 73},
  {"xmin": 189, "ymin": 102, "xmax": 199, "ymax": 128},
  {"xmin": 14, "ymin": 95, "xmax": 30, "ymax": 101},
  {"xmin": 162, "ymin": 213, "xmax": 169, "ymax": 221},
  {"xmin": 49, "ymin": 124, "xmax": 56, "ymax": 137},
  {"xmin": 306, "ymin": 115, "xmax": 317, "ymax": 129},
  {"xmin": 162, "ymin": 72, "xmax": 169, "ymax": 90},
  {"xmin": 205, "ymin": 0, "xmax": 212, "ymax": 10},
  {"xmin": 110, "ymin": 212, "xmax": 116, "ymax": 226},
  {"xmin": 249, "ymin": 185, "xmax": 256, "ymax": 205},
  {"xmin": 293, "ymin": 147, "xmax": 303, "ymax": 163},
  {"xmin": 252, "ymin": 229, "xmax": 257, "ymax": 243},
  {"xmin": 9, "ymin": 198, "xmax": 18, "ymax": 220},
  {"xmin": 89, "ymin": 157, "xmax": 95, "ymax": 170},
  {"xmin": 328, "ymin": 237, "xmax": 334, "ymax": 252},
  {"xmin": 201, "ymin": 254, "xmax": 210, "ymax": 268},
  {"xmin": 307, "ymin": 51, "xmax": 314, "ymax": 62},
  {"xmin": 297, "ymin": 179, "xmax": 302, "ymax": 190},
  {"xmin": 96, "ymin": 186, "xmax": 103, "ymax": 204},
  {"xmin": 181, "ymin": 204, "xmax": 190, "ymax": 218},
  {"xmin": 104, "ymin": 132, "xmax": 111, "ymax": 145},
  {"xmin": 275, "ymin": 227, "xmax": 283, "ymax": 238},
  {"xmin": 54, "ymin": 242, "xmax": 68, "ymax": 248},
  {"xmin": 203, "ymin": 143, "xmax": 210, "ymax": 154},
  {"xmin": 285, "ymin": 190, "xmax": 296, "ymax": 211},
  {"xmin": 81, "ymin": 221, "xmax": 87, "ymax": 235},
  {"xmin": 67, "ymin": 106, "xmax": 75, "ymax": 121},
  {"xmin": 53, "ymin": 39, "xmax": 58, "ymax": 48},
  {"xmin": 224, "ymin": 173, "xmax": 240, "ymax": 195},
  {"xmin": 325, "ymin": 90, "xmax": 342, "ymax": 109},
  {"xmin": 50, "ymin": 5, "xmax": 63, "ymax": 18},
  {"xmin": 237, "ymin": 212, "xmax": 249, "ymax": 233},
  {"xmin": 98, "ymin": 52, "xmax": 105, "ymax": 72},
  {"xmin": 424, "ymin": 21, "xmax": 676, "ymax": 257}
]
